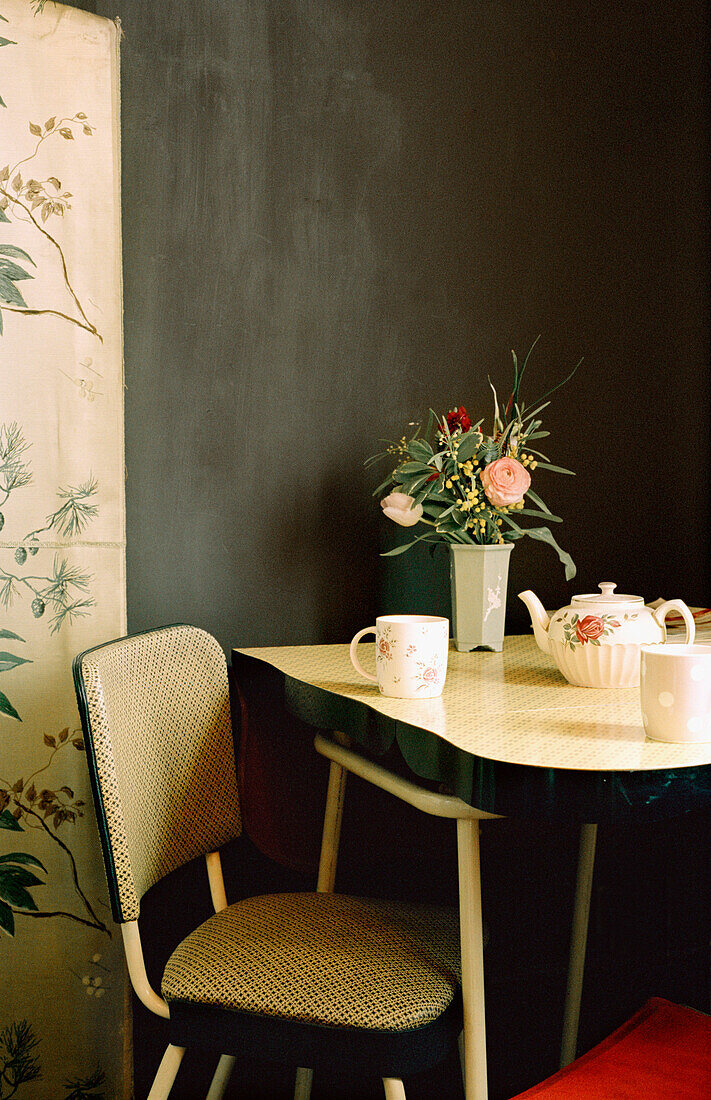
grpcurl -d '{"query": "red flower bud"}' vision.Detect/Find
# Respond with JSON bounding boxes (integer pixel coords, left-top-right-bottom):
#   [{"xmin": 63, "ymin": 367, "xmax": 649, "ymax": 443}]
[{"xmin": 446, "ymin": 405, "xmax": 472, "ymax": 433}]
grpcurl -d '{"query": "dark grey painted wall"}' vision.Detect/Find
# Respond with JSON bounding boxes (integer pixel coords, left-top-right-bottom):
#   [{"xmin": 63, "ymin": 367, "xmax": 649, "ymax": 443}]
[
  {"xmin": 66, "ymin": 6, "xmax": 711, "ymax": 1097},
  {"xmin": 82, "ymin": 0, "xmax": 709, "ymax": 650}
]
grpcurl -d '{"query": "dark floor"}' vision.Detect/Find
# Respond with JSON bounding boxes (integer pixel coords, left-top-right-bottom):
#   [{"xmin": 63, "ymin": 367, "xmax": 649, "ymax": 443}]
[{"xmin": 133, "ymin": 809, "xmax": 711, "ymax": 1099}]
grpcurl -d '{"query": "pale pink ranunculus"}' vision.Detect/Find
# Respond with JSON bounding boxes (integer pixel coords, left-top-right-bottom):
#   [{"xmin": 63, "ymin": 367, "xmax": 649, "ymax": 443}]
[
  {"xmin": 380, "ymin": 491, "xmax": 424, "ymax": 527},
  {"xmin": 480, "ymin": 456, "xmax": 531, "ymax": 508}
]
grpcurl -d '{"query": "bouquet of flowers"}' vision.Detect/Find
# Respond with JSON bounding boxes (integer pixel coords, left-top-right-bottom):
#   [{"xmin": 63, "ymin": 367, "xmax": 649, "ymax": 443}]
[{"xmin": 367, "ymin": 340, "xmax": 579, "ymax": 580}]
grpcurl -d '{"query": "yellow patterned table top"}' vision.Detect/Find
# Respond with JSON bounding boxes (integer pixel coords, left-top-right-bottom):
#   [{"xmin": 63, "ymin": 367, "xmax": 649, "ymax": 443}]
[{"xmin": 235, "ymin": 635, "xmax": 711, "ymax": 773}]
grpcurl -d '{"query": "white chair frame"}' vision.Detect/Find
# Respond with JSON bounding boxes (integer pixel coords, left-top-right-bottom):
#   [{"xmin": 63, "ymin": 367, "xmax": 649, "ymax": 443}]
[
  {"xmin": 304, "ymin": 733, "xmax": 598, "ymax": 1100},
  {"xmin": 121, "ymin": 849, "xmax": 236, "ymax": 1100},
  {"xmin": 120, "ymin": 735, "xmax": 595, "ymax": 1100}
]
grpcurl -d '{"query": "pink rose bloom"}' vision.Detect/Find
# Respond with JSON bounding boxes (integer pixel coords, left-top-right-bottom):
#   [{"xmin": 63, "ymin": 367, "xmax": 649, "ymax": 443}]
[
  {"xmin": 576, "ymin": 615, "xmax": 604, "ymax": 644},
  {"xmin": 480, "ymin": 456, "xmax": 531, "ymax": 508},
  {"xmin": 380, "ymin": 492, "xmax": 424, "ymax": 527},
  {"xmin": 422, "ymin": 666, "xmax": 439, "ymax": 683}
]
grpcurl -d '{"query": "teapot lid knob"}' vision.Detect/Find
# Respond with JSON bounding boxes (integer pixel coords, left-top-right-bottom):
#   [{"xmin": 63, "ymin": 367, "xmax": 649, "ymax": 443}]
[{"xmin": 599, "ymin": 582, "xmax": 617, "ymax": 597}]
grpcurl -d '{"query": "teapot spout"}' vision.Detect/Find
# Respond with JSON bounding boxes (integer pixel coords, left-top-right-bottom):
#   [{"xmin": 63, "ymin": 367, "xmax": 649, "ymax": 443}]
[{"xmin": 518, "ymin": 590, "xmax": 551, "ymax": 654}]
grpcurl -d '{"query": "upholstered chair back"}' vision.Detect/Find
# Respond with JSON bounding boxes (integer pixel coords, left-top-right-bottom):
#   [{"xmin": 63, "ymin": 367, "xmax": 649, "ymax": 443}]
[{"xmin": 73, "ymin": 625, "xmax": 242, "ymax": 922}]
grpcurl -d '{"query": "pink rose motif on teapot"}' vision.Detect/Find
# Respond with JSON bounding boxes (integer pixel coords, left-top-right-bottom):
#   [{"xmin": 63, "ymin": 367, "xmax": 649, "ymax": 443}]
[{"xmin": 560, "ymin": 611, "xmax": 623, "ymax": 649}]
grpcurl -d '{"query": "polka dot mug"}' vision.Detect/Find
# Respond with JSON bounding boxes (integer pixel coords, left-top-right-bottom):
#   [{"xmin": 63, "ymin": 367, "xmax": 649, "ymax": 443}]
[{"xmin": 640, "ymin": 644, "xmax": 711, "ymax": 743}]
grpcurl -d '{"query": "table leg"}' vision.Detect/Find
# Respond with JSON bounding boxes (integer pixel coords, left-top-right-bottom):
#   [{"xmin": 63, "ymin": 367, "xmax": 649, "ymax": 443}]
[
  {"xmin": 317, "ymin": 759, "xmax": 348, "ymax": 893},
  {"xmin": 457, "ymin": 818, "xmax": 488, "ymax": 1100},
  {"xmin": 560, "ymin": 823, "xmax": 598, "ymax": 1068}
]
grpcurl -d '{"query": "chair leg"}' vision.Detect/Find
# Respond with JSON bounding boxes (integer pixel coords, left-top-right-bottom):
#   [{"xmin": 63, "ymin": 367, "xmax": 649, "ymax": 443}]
[
  {"xmin": 458, "ymin": 1028, "xmax": 465, "ymax": 1087},
  {"xmin": 147, "ymin": 1044, "xmax": 185, "ymax": 1100},
  {"xmin": 291, "ymin": 761, "xmax": 347, "ymax": 1099},
  {"xmin": 382, "ymin": 1078, "xmax": 407, "ymax": 1099},
  {"xmin": 294, "ymin": 1066, "xmax": 313, "ymax": 1100},
  {"xmin": 457, "ymin": 818, "xmax": 487, "ymax": 1100},
  {"xmin": 206, "ymin": 1054, "xmax": 236, "ymax": 1100},
  {"xmin": 560, "ymin": 822, "xmax": 598, "ymax": 1067}
]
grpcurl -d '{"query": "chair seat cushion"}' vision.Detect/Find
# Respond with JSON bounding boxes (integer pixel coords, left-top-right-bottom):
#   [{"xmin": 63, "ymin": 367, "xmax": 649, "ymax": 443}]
[
  {"xmin": 513, "ymin": 998, "xmax": 711, "ymax": 1099},
  {"xmin": 162, "ymin": 892, "xmax": 460, "ymax": 1031}
]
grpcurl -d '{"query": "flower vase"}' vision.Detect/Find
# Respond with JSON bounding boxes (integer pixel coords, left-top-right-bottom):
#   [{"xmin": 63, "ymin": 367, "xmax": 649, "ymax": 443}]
[{"xmin": 449, "ymin": 543, "xmax": 514, "ymax": 652}]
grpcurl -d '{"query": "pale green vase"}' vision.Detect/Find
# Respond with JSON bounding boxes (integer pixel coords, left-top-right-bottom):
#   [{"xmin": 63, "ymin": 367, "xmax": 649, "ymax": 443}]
[{"xmin": 449, "ymin": 543, "xmax": 514, "ymax": 652}]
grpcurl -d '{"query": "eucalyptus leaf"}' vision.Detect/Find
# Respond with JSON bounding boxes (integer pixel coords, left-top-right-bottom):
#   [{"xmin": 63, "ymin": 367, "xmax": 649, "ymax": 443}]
[
  {"xmin": 380, "ymin": 532, "xmax": 436, "ymax": 556},
  {"xmin": 395, "ymin": 461, "xmax": 431, "ymax": 477},
  {"xmin": 521, "ymin": 401, "xmax": 551, "ymax": 424},
  {"xmin": 525, "ymin": 489, "xmax": 552, "ymax": 514},
  {"xmin": 455, "ymin": 430, "xmax": 481, "ymax": 463},
  {"xmin": 372, "ymin": 473, "xmax": 396, "ymax": 497},
  {"xmin": 517, "ymin": 507, "xmax": 562, "ymax": 522},
  {"xmin": 403, "ymin": 472, "xmax": 437, "ymax": 497},
  {"xmin": 407, "ymin": 438, "xmax": 433, "ymax": 461},
  {"xmin": 0, "ymin": 628, "xmax": 24, "ymax": 641},
  {"xmin": 533, "ymin": 461, "xmax": 575, "ymax": 476},
  {"xmin": 478, "ymin": 439, "xmax": 500, "ymax": 464},
  {"xmin": 364, "ymin": 450, "xmax": 391, "ymax": 469},
  {"xmin": 518, "ymin": 525, "xmax": 576, "ymax": 580}
]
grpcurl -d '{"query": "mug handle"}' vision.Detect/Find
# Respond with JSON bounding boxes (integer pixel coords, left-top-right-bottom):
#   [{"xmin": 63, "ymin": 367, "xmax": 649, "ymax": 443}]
[
  {"xmin": 652, "ymin": 599, "xmax": 696, "ymax": 644},
  {"xmin": 349, "ymin": 627, "xmax": 378, "ymax": 682}
]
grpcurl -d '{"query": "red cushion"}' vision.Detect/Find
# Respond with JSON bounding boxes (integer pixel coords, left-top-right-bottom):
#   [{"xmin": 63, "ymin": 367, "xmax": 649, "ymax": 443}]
[{"xmin": 512, "ymin": 998, "xmax": 711, "ymax": 1099}]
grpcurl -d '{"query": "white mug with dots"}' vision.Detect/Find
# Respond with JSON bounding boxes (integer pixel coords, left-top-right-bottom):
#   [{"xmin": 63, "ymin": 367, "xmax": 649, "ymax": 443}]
[{"xmin": 640, "ymin": 644, "xmax": 711, "ymax": 743}]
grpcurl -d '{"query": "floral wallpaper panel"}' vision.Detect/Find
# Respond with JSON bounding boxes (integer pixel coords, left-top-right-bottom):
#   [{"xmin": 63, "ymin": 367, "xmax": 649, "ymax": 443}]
[{"xmin": 0, "ymin": 3, "xmax": 128, "ymax": 1098}]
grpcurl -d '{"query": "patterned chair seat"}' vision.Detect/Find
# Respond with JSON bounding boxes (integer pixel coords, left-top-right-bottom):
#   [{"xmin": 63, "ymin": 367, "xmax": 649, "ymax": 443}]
[{"xmin": 162, "ymin": 892, "xmax": 461, "ymax": 1031}]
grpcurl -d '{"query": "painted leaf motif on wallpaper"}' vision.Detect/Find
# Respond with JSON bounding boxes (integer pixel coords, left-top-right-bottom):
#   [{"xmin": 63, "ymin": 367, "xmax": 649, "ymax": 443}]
[
  {"xmin": 0, "ymin": 628, "xmax": 27, "ymax": 721},
  {"xmin": 0, "ymin": 423, "xmax": 98, "ymax": 632},
  {"xmin": 0, "ymin": 727, "xmax": 108, "ymax": 937},
  {"xmin": 0, "ymin": 23, "xmax": 99, "ymax": 342},
  {"xmin": 0, "ymin": 1020, "xmax": 41, "ymax": 1097},
  {"xmin": 0, "ymin": 1017, "xmax": 105, "ymax": 1099}
]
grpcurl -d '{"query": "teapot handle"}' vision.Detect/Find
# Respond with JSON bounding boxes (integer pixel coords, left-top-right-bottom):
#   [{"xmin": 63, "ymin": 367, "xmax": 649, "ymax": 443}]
[{"xmin": 652, "ymin": 600, "xmax": 696, "ymax": 644}]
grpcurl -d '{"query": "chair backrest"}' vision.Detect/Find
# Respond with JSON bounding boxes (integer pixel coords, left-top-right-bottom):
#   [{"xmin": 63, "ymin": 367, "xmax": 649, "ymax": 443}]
[{"xmin": 73, "ymin": 625, "xmax": 242, "ymax": 923}]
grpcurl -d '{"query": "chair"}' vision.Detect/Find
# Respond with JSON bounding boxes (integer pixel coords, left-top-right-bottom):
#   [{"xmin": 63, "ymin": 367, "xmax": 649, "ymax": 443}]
[
  {"xmin": 509, "ymin": 996, "xmax": 711, "ymax": 1098},
  {"xmin": 73, "ymin": 625, "xmax": 464, "ymax": 1100}
]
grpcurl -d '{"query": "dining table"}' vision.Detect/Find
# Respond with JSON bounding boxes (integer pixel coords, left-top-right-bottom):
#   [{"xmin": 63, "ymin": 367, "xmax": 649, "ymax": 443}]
[{"xmin": 232, "ymin": 633, "xmax": 711, "ymax": 1100}]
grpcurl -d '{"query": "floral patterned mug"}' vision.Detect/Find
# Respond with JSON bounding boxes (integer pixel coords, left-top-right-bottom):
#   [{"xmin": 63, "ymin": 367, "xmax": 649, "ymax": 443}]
[{"xmin": 349, "ymin": 614, "xmax": 449, "ymax": 699}]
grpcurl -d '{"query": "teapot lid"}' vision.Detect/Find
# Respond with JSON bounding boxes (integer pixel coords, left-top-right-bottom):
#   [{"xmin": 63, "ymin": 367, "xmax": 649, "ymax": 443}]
[{"xmin": 572, "ymin": 582, "xmax": 643, "ymax": 607}]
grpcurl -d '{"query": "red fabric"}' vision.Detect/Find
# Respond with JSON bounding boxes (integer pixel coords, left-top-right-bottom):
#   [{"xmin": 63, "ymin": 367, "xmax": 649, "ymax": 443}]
[{"xmin": 512, "ymin": 998, "xmax": 711, "ymax": 1099}]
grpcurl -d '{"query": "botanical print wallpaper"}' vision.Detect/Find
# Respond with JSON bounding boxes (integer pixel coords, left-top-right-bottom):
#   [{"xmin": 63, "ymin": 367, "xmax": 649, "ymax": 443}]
[{"xmin": 0, "ymin": 3, "xmax": 127, "ymax": 1097}]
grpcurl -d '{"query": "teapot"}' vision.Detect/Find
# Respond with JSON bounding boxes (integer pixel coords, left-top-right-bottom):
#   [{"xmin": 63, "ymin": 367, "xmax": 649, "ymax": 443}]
[{"xmin": 519, "ymin": 582, "xmax": 695, "ymax": 688}]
